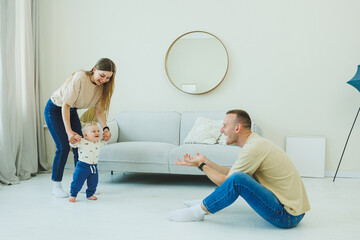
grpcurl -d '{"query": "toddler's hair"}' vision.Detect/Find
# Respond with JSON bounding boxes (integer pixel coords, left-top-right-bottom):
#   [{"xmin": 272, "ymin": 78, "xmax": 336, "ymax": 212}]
[{"xmin": 82, "ymin": 121, "xmax": 99, "ymax": 134}]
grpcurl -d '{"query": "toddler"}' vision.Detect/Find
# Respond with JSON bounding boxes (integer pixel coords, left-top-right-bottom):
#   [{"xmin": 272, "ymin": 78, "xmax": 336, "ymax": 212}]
[{"xmin": 69, "ymin": 122, "xmax": 107, "ymax": 202}]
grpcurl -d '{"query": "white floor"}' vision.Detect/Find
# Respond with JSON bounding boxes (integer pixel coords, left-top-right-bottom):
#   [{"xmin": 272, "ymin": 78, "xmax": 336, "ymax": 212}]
[{"xmin": 1, "ymin": 170, "xmax": 360, "ymax": 240}]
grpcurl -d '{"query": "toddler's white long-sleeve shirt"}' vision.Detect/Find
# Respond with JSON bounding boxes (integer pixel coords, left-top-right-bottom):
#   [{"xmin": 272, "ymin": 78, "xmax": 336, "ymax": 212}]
[{"xmin": 70, "ymin": 139, "xmax": 106, "ymax": 164}]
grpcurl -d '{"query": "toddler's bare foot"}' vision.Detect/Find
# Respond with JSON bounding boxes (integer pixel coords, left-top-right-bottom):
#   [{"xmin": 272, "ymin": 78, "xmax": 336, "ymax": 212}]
[
  {"xmin": 87, "ymin": 195, "xmax": 97, "ymax": 201},
  {"xmin": 69, "ymin": 197, "xmax": 76, "ymax": 203}
]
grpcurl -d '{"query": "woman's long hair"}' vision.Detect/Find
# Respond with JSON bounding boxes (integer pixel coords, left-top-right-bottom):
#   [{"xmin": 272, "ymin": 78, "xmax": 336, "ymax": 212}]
[{"xmin": 86, "ymin": 58, "xmax": 116, "ymax": 117}]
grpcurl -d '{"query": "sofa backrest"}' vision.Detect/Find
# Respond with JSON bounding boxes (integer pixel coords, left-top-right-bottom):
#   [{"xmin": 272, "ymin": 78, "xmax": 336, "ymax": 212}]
[
  {"xmin": 116, "ymin": 111, "xmax": 181, "ymax": 145},
  {"xmin": 180, "ymin": 111, "xmax": 263, "ymax": 144}
]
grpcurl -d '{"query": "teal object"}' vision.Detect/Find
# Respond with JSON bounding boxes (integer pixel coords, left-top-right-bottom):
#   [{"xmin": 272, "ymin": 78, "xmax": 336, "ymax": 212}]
[
  {"xmin": 334, "ymin": 64, "xmax": 360, "ymax": 181},
  {"xmin": 347, "ymin": 65, "xmax": 360, "ymax": 92}
]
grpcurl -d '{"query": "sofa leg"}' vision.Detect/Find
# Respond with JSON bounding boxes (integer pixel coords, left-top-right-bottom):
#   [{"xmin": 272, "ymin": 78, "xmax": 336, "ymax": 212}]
[{"xmin": 111, "ymin": 171, "xmax": 113, "ymax": 175}]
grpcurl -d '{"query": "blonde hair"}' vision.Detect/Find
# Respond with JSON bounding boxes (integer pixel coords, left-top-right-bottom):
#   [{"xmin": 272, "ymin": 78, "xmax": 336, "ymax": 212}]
[
  {"xmin": 81, "ymin": 121, "xmax": 99, "ymax": 134},
  {"xmin": 64, "ymin": 58, "xmax": 116, "ymax": 117},
  {"xmin": 87, "ymin": 58, "xmax": 116, "ymax": 117}
]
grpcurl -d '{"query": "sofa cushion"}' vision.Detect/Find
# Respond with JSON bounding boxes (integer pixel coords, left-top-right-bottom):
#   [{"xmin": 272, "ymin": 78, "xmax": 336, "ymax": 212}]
[
  {"xmin": 183, "ymin": 117, "xmax": 223, "ymax": 145},
  {"xmin": 180, "ymin": 111, "xmax": 226, "ymax": 144},
  {"xmin": 168, "ymin": 144, "xmax": 241, "ymax": 175},
  {"xmin": 116, "ymin": 111, "xmax": 181, "ymax": 145},
  {"xmin": 98, "ymin": 142, "xmax": 178, "ymax": 173}
]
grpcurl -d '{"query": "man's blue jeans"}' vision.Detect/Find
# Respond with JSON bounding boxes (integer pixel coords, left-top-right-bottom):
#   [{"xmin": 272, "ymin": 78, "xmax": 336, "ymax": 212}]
[
  {"xmin": 44, "ymin": 99, "xmax": 82, "ymax": 182},
  {"xmin": 203, "ymin": 172, "xmax": 305, "ymax": 228}
]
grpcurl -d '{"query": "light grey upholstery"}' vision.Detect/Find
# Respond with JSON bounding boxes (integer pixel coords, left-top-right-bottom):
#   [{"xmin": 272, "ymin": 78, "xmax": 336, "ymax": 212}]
[
  {"xmin": 99, "ymin": 141, "xmax": 177, "ymax": 173},
  {"xmin": 98, "ymin": 111, "xmax": 262, "ymax": 175},
  {"xmin": 169, "ymin": 144, "xmax": 241, "ymax": 175},
  {"xmin": 117, "ymin": 111, "xmax": 180, "ymax": 145}
]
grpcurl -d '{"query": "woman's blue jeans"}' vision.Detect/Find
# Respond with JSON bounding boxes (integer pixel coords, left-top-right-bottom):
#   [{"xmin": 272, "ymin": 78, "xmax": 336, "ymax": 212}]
[
  {"xmin": 44, "ymin": 99, "xmax": 82, "ymax": 182},
  {"xmin": 203, "ymin": 172, "xmax": 305, "ymax": 228}
]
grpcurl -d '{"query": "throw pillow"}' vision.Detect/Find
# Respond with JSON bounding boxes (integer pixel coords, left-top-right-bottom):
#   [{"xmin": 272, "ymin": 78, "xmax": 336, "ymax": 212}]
[{"xmin": 184, "ymin": 117, "xmax": 223, "ymax": 144}]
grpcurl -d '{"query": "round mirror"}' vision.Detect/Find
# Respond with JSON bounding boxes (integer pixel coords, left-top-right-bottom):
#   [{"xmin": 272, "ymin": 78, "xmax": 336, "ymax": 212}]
[{"xmin": 165, "ymin": 31, "xmax": 229, "ymax": 95}]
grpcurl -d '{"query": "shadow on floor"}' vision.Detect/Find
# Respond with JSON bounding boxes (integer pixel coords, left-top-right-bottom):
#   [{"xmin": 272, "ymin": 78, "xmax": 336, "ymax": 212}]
[{"xmin": 102, "ymin": 171, "xmax": 214, "ymax": 187}]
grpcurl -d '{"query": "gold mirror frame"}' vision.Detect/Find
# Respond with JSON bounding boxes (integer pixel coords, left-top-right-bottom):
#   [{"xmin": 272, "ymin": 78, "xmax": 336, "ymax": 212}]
[{"xmin": 165, "ymin": 31, "xmax": 229, "ymax": 95}]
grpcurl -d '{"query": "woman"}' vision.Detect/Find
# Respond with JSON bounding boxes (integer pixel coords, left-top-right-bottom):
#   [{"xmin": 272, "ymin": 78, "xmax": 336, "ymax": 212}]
[{"xmin": 44, "ymin": 58, "xmax": 116, "ymax": 198}]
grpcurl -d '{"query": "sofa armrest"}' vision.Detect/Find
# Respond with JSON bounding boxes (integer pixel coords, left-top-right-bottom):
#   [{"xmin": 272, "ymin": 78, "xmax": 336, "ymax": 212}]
[{"xmin": 106, "ymin": 119, "xmax": 119, "ymax": 144}]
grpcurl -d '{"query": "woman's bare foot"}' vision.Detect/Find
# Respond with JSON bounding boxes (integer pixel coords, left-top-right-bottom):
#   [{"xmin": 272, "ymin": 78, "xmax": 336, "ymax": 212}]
[
  {"xmin": 69, "ymin": 197, "xmax": 76, "ymax": 203},
  {"xmin": 87, "ymin": 195, "xmax": 98, "ymax": 201}
]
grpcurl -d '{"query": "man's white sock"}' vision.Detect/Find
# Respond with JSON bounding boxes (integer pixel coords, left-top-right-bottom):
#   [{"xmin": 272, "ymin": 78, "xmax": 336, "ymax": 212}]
[
  {"xmin": 167, "ymin": 204, "xmax": 207, "ymax": 222},
  {"xmin": 52, "ymin": 181, "xmax": 69, "ymax": 198},
  {"xmin": 184, "ymin": 199, "xmax": 203, "ymax": 207}
]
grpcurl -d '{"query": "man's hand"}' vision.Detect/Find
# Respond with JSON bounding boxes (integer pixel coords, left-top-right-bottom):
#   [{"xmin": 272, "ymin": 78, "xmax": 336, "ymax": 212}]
[
  {"xmin": 175, "ymin": 153, "xmax": 207, "ymax": 167},
  {"xmin": 176, "ymin": 153, "xmax": 228, "ymax": 186}
]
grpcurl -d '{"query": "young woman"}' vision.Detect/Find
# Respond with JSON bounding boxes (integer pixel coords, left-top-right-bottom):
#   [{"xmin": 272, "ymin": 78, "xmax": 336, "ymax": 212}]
[{"xmin": 44, "ymin": 58, "xmax": 116, "ymax": 198}]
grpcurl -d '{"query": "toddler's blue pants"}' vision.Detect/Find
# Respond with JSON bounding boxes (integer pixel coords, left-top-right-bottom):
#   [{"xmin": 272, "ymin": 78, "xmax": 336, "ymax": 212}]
[{"xmin": 70, "ymin": 161, "xmax": 98, "ymax": 198}]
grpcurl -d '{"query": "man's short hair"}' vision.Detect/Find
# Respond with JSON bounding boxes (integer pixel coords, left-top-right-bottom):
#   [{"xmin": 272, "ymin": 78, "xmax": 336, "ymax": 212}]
[{"xmin": 226, "ymin": 109, "xmax": 251, "ymax": 130}]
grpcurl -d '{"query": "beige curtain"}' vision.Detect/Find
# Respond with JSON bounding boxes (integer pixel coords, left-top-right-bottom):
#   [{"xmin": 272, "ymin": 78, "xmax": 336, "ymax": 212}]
[{"xmin": 0, "ymin": 0, "xmax": 50, "ymax": 185}]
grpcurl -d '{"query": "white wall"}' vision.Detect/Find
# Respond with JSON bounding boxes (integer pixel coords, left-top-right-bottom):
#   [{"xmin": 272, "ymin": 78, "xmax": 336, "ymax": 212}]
[{"xmin": 39, "ymin": 0, "xmax": 360, "ymax": 175}]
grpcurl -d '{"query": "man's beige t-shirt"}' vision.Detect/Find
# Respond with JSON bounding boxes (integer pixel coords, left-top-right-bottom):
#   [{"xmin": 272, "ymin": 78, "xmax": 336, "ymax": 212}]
[
  {"xmin": 228, "ymin": 133, "xmax": 310, "ymax": 216},
  {"xmin": 51, "ymin": 71, "xmax": 103, "ymax": 109}
]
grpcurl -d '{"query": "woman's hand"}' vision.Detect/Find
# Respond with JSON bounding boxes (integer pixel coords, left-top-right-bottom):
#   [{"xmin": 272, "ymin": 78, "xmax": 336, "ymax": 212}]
[
  {"xmin": 103, "ymin": 128, "xmax": 111, "ymax": 141},
  {"xmin": 67, "ymin": 130, "xmax": 81, "ymax": 145}
]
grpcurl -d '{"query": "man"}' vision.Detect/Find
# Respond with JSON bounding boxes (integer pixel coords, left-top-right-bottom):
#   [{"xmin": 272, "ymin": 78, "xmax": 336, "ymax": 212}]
[{"xmin": 168, "ymin": 109, "xmax": 310, "ymax": 228}]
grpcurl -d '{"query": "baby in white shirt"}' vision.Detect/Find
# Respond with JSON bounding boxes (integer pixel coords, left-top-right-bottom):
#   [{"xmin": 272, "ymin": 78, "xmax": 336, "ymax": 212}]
[{"xmin": 69, "ymin": 122, "xmax": 107, "ymax": 202}]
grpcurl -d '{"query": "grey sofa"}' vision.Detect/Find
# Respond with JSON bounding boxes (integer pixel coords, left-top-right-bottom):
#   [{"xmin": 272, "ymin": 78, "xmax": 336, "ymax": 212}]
[{"xmin": 98, "ymin": 111, "xmax": 262, "ymax": 175}]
